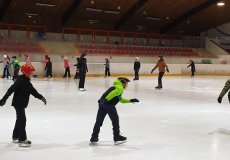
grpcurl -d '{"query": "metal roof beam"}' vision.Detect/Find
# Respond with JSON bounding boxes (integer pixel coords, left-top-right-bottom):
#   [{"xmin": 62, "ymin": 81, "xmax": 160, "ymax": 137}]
[
  {"xmin": 160, "ymin": 0, "xmax": 218, "ymax": 33},
  {"xmin": 114, "ymin": 0, "xmax": 150, "ymax": 30},
  {"xmin": 0, "ymin": 0, "xmax": 13, "ymax": 21},
  {"xmin": 62, "ymin": 0, "xmax": 83, "ymax": 25}
]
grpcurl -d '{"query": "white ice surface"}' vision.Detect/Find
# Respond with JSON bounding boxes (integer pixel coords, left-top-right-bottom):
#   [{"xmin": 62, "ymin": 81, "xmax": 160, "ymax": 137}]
[{"xmin": 1, "ymin": 76, "xmax": 230, "ymax": 160}]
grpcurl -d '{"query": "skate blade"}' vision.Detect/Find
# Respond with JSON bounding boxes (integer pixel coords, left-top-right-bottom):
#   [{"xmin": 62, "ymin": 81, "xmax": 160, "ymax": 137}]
[
  {"xmin": 12, "ymin": 140, "xmax": 19, "ymax": 144},
  {"xmin": 18, "ymin": 144, "xmax": 31, "ymax": 147},
  {"xmin": 89, "ymin": 142, "xmax": 98, "ymax": 146},
  {"xmin": 114, "ymin": 140, "xmax": 127, "ymax": 145}
]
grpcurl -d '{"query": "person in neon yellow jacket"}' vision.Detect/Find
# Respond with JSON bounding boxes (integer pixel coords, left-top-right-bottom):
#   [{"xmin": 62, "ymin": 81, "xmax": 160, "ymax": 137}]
[
  {"xmin": 10, "ymin": 56, "xmax": 22, "ymax": 81},
  {"xmin": 90, "ymin": 77, "xmax": 139, "ymax": 145}
]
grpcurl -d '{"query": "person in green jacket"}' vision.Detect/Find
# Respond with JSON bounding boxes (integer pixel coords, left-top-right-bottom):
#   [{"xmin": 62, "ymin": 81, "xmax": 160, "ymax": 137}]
[
  {"xmin": 11, "ymin": 56, "xmax": 21, "ymax": 81},
  {"xmin": 217, "ymin": 79, "xmax": 230, "ymax": 103},
  {"xmin": 90, "ymin": 77, "xmax": 139, "ymax": 145}
]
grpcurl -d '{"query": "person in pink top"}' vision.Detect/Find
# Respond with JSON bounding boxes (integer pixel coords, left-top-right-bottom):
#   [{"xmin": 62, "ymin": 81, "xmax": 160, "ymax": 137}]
[{"xmin": 63, "ymin": 58, "xmax": 71, "ymax": 78}]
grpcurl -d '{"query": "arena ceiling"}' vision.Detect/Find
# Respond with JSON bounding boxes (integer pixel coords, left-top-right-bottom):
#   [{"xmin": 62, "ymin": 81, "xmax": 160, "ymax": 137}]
[{"xmin": 0, "ymin": 0, "xmax": 229, "ymax": 35}]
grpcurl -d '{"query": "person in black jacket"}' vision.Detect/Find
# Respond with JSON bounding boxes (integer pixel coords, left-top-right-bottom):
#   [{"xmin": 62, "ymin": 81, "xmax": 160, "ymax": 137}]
[
  {"xmin": 45, "ymin": 57, "xmax": 52, "ymax": 78},
  {"xmin": 104, "ymin": 58, "xmax": 110, "ymax": 77},
  {"xmin": 187, "ymin": 60, "xmax": 196, "ymax": 77},
  {"xmin": 78, "ymin": 53, "xmax": 88, "ymax": 91},
  {"xmin": 133, "ymin": 57, "xmax": 140, "ymax": 80},
  {"xmin": 74, "ymin": 57, "xmax": 80, "ymax": 79},
  {"xmin": 0, "ymin": 64, "xmax": 46, "ymax": 147},
  {"xmin": 90, "ymin": 77, "xmax": 139, "ymax": 145}
]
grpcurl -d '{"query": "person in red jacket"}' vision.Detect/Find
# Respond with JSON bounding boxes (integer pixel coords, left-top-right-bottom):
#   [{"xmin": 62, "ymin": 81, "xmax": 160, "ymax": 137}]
[
  {"xmin": 0, "ymin": 64, "xmax": 46, "ymax": 147},
  {"xmin": 151, "ymin": 56, "xmax": 169, "ymax": 89}
]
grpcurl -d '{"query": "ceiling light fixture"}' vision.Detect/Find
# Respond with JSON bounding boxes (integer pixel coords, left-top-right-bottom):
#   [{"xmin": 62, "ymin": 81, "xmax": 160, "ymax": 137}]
[
  {"xmin": 88, "ymin": 20, "xmax": 100, "ymax": 23},
  {"xmin": 104, "ymin": 10, "xmax": 120, "ymax": 14},
  {"xmin": 25, "ymin": 13, "xmax": 39, "ymax": 16},
  {"xmin": 35, "ymin": 2, "xmax": 55, "ymax": 7},
  {"xmin": 217, "ymin": 1, "xmax": 225, "ymax": 6},
  {"xmin": 146, "ymin": 16, "xmax": 161, "ymax": 21},
  {"xmin": 86, "ymin": 8, "xmax": 103, "ymax": 12}
]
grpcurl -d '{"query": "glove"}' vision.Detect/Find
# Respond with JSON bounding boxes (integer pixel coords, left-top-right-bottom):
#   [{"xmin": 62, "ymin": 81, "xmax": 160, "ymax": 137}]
[
  {"xmin": 228, "ymin": 92, "xmax": 230, "ymax": 103},
  {"xmin": 166, "ymin": 69, "xmax": 169, "ymax": 73},
  {"xmin": 130, "ymin": 98, "xmax": 139, "ymax": 103},
  {"xmin": 0, "ymin": 99, "xmax": 6, "ymax": 106},
  {"xmin": 217, "ymin": 97, "xmax": 222, "ymax": 103},
  {"xmin": 41, "ymin": 97, "xmax": 47, "ymax": 105},
  {"xmin": 0, "ymin": 92, "xmax": 10, "ymax": 107}
]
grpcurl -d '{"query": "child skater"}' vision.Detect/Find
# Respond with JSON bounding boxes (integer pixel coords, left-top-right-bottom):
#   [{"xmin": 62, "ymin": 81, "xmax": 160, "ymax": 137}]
[
  {"xmin": 0, "ymin": 64, "xmax": 47, "ymax": 147},
  {"xmin": 90, "ymin": 77, "xmax": 139, "ymax": 145},
  {"xmin": 11, "ymin": 56, "xmax": 21, "ymax": 81},
  {"xmin": 45, "ymin": 57, "xmax": 52, "ymax": 79}
]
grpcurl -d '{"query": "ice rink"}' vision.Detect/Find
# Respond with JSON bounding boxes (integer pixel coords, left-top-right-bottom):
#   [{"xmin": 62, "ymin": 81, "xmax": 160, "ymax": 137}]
[{"xmin": 1, "ymin": 76, "xmax": 230, "ymax": 160}]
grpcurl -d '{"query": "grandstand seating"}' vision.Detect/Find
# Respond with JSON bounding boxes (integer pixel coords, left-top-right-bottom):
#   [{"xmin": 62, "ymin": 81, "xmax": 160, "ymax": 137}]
[
  {"xmin": 0, "ymin": 39, "xmax": 197, "ymax": 57},
  {"xmin": 0, "ymin": 40, "xmax": 45, "ymax": 53},
  {"xmin": 78, "ymin": 43, "xmax": 198, "ymax": 57}
]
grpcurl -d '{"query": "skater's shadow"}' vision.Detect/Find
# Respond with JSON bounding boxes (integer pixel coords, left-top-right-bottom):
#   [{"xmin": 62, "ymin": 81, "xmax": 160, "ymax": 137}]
[
  {"xmin": 104, "ymin": 78, "xmax": 110, "ymax": 89},
  {"xmin": 72, "ymin": 141, "xmax": 140, "ymax": 156},
  {"xmin": 133, "ymin": 80, "xmax": 139, "ymax": 92},
  {"xmin": 14, "ymin": 143, "xmax": 69, "ymax": 151},
  {"xmin": 208, "ymin": 128, "xmax": 230, "ymax": 135}
]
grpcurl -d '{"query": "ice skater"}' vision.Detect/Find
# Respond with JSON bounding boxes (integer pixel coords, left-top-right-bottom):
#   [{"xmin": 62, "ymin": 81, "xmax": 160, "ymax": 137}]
[
  {"xmin": 151, "ymin": 55, "xmax": 169, "ymax": 89},
  {"xmin": 90, "ymin": 77, "xmax": 139, "ymax": 145},
  {"xmin": 187, "ymin": 60, "xmax": 196, "ymax": 77},
  {"xmin": 78, "ymin": 53, "xmax": 88, "ymax": 91},
  {"xmin": 63, "ymin": 57, "xmax": 71, "ymax": 78},
  {"xmin": 74, "ymin": 57, "xmax": 80, "ymax": 79},
  {"xmin": 10, "ymin": 56, "xmax": 21, "ymax": 81},
  {"xmin": 0, "ymin": 54, "xmax": 10, "ymax": 78},
  {"xmin": 24, "ymin": 54, "xmax": 31, "ymax": 64},
  {"xmin": 104, "ymin": 58, "xmax": 110, "ymax": 77},
  {"xmin": 45, "ymin": 57, "xmax": 52, "ymax": 79},
  {"xmin": 0, "ymin": 64, "xmax": 47, "ymax": 147},
  {"xmin": 133, "ymin": 57, "xmax": 140, "ymax": 80},
  {"xmin": 217, "ymin": 79, "xmax": 230, "ymax": 104}
]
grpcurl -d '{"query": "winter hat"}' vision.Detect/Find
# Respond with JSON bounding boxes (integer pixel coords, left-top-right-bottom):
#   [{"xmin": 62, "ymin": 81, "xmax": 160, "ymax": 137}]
[{"xmin": 117, "ymin": 77, "xmax": 130, "ymax": 84}]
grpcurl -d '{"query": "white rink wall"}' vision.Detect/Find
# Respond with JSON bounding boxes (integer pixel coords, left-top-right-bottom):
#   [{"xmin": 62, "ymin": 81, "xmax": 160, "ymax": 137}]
[
  {"xmin": 1, "ymin": 62, "xmax": 230, "ymax": 76},
  {"xmin": 1, "ymin": 54, "xmax": 230, "ymax": 76}
]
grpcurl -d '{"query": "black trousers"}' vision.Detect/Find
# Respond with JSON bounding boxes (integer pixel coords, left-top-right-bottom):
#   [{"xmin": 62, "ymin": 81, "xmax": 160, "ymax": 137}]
[
  {"xmin": 64, "ymin": 67, "xmax": 70, "ymax": 78},
  {"xmin": 158, "ymin": 72, "xmax": 165, "ymax": 87},
  {"xmin": 2, "ymin": 67, "xmax": 10, "ymax": 78},
  {"xmin": 13, "ymin": 67, "xmax": 19, "ymax": 80},
  {"xmin": 13, "ymin": 107, "xmax": 27, "ymax": 141},
  {"xmin": 105, "ymin": 68, "xmax": 110, "ymax": 77},
  {"xmin": 46, "ymin": 69, "xmax": 52, "ymax": 78},
  {"xmin": 191, "ymin": 71, "xmax": 195, "ymax": 77},
  {"xmin": 91, "ymin": 104, "xmax": 120, "ymax": 139},
  {"xmin": 79, "ymin": 71, "xmax": 86, "ymax": 88},
  {"xmin": 134, "ymin": 69, "xmax": 139, "ymax": 79}
]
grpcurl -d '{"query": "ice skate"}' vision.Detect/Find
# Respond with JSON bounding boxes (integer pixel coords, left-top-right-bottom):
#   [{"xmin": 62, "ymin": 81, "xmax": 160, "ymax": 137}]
[
  {"xmin": 12, "ymin": 138, "xmax": 19, "ymax": 143},
  {"xmin": 18, "ymin": 140, "xmax": 31, "ymax": 147},
  {"xmin": 79, "ymin": 88, "xmax": 86, "ymax": 91},
  {"xmin": 89, "ymin": 137, "xmax": 99, "ymax": 145},
  {"xmin": 155, "ymin": 85, "xmax": 162, "ymax": 89},
  {"xmin": 114, "ymin": 135, "xmax": 127, "ymax": 145}
]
